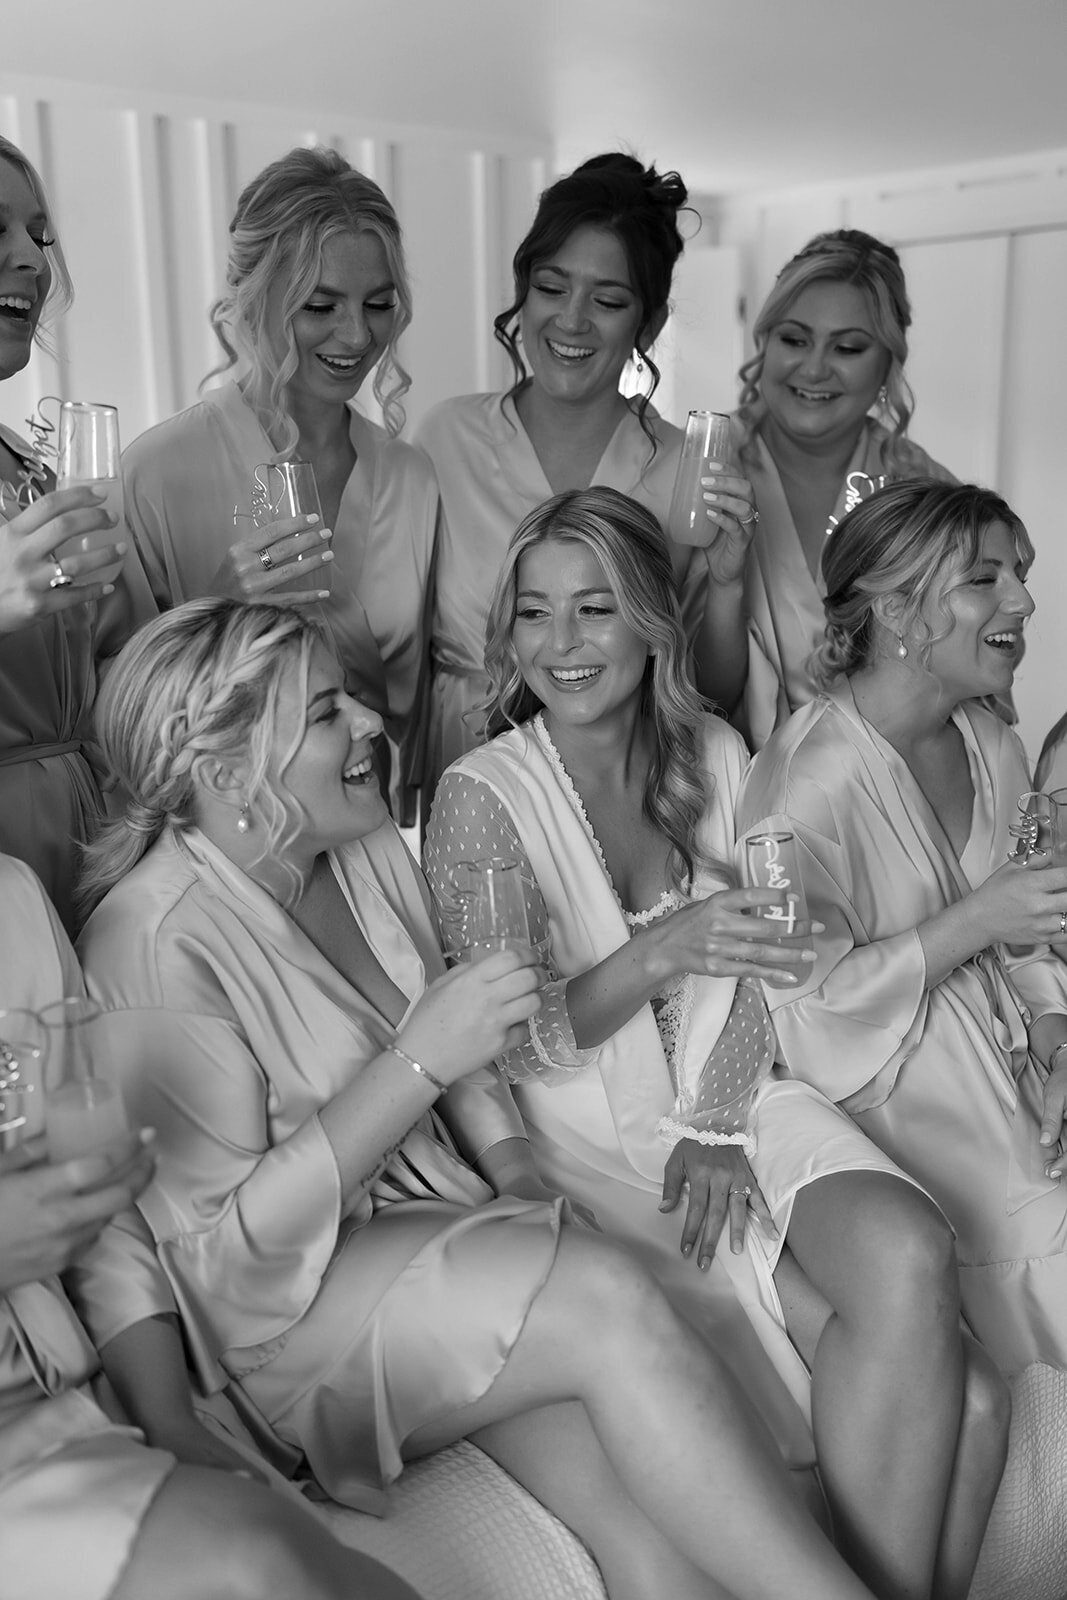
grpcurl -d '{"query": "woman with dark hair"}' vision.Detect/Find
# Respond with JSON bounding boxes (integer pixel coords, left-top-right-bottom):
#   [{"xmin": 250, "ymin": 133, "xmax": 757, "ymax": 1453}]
[
  {"xmin": 426, "ymin": 486, "xmax": 1008, "ymax": 1600},
  {"xmin": 122, "ymin": 145, "xmax": 436, "ymax": 815},
  {"xmin": 415, "ymin": 152, "xmax": 756, "ymax": 798},
  {"xmin": 0, "ymin": 136, "xmax": 156, "ymax": 931},
  {"xmin": 701, "ymin": 229, "xmax": 954, "ymax": 749},
  {"xmin": 78, "ymin": 596, "xmax": 891, "ymax": 1600},
  {"xmin": 738, "ymin": 478, "xmax": 1067, "ymax": 1372}
]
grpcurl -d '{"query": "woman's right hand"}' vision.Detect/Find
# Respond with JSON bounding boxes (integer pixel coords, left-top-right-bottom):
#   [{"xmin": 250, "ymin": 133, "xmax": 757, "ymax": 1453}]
[
  {"xmin": 396, "ymin": 950, "xmax": 543, "ymax": 1087},
  {"xmin": 644, "ymin": 887, "xmax": 819, "ymax": 986},
  {"xmin": 208, "ymin": 513, "xmax": 333, "ymax": 604},
  {"xmin": 965, "ymin": 858, "xmax": 1067, "ymax": 949},
  {"xmin": 0, "ymin": 485, "xmax": 122, "ymax": 634}
]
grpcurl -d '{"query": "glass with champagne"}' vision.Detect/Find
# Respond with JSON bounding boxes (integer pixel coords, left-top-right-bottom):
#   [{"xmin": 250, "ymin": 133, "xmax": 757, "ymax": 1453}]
[
  {"xmin": 666, "ymin": 410, "xmax": 734, "ymax": 547},
  {"xmin": 39, "ymin": 998, "xmax": 129, "ymax": 1162},
  {"xmin": 55, "ymin": 401, "xmax": 126, "ymax": 584}
]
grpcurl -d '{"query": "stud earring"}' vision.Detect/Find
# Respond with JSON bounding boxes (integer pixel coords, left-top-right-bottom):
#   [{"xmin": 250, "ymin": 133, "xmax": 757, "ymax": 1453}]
[
  {"xmin": 897, "ymin": 634, "xmax": 908, "ymax": 659},
  {"xmin": 236, "ymin": 802, "xmax": 251, "ymax": 835}
]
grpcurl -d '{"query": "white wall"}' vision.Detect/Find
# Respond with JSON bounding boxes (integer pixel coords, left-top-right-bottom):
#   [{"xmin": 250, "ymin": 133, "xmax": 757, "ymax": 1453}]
[
  {"xmin": 705, "ymin": 149, "xmax": 1067, "ymax": 762},
  {"xmin": 0, "ymin": 76, "xmax": 549, "ymax": 450}
]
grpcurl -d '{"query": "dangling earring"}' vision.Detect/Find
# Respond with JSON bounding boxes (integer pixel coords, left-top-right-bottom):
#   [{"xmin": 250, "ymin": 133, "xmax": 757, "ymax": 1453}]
[
  {"xmin": 236, "ymin": 801, "xmax": 251, "ymax": 835},
  {"xmin": 878, "ymin": 385, "xmax": 889, "ymax": 407},
  {"xmin": 896, "ymin": 634, "xmax": 908, "ymax": 659},
  {"xmin": 634, "ymin": 349, "xmax": 645, "ymax": 375}
]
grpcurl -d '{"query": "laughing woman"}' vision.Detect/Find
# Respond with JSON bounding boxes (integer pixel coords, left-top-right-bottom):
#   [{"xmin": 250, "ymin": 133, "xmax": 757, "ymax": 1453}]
[
  {"xmin": 121, "ymin": 146, "xmax": 436, "ymax": 815},
  {"xmin": 738, "ymin": 479, "xmax": 1067, "ymax": 1374},
  {"xmin": 0, "ymin": 135, "xmax": 155, "ymax": 930},
  {"xmin": 425, "ymin": 487, "xmax": 1007, "ymax": 1600}
]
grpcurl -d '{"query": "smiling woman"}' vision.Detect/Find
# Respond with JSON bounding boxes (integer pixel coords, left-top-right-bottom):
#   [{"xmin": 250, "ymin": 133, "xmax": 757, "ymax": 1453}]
[
  {"xmin": 120, "ymin": 147, "xmax": 438, "ymax": 820},
  {"xmin": 738, "ymin": 478, "xmax": 1067, "ymax": 1377}
]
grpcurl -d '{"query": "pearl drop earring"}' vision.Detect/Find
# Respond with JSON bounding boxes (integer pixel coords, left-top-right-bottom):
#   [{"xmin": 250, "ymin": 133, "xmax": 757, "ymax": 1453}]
[
  {"xmin": 236, "ymin": 802, "xmax": 251, "ymax": 835},
  {"xmin": 897, "ymin": 634, "xmax": 908, "ymax": 659}
]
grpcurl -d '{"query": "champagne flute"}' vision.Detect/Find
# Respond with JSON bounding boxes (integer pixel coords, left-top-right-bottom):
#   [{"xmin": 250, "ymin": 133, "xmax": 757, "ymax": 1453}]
[
  {"xmin": 38, "ymin": 997, "xmax": 129, "ymax": 1162},
  {"xmin": 744, "ymin": 831, "xmax": 813, "ymax": 987},
  {"xmin": 0, "ymin": 1009, "xmax": 46, "ymax": 1152},
  {"xmin": 450, "ymin": 857, "xmax": 532, "ymax": 963},
  {"xmin": 666, "ymin": 410, "xmax": 734, "ymax": 546},
  {"xmin": 55, "ymin": 400, "xmax": 126, "ymax": 584}
]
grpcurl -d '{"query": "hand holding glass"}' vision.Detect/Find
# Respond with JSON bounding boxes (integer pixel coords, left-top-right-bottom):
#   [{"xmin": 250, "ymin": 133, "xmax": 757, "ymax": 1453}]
[
  {"xmin": 666, "ymin": 410, "xmax": 734, "ymax": 547},
  {"xmin": 237, "ymin": 461, "xmax": 332, "ymax": 595},
  {"xmin": 54, "ymin": 401, "xmax": 125, "ymax": 584},
  {"xmin": 0, "ymin": 1009, "xmax": 46, "ymax": 1152},
  {"xmin": 38, "ymin": 998, "xmax": 129, "ymax": 1162},
  {"xmin": 744, "ymin": 832, "xmax": 813, "ymax": 986}
]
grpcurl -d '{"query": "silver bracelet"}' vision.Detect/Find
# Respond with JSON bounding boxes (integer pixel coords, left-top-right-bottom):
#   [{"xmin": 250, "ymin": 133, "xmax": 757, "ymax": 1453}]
[
  {"xmin": 1047, "ymin": 1041, "xmax": 1067, "ymax": 1076},
  {"xmin": 387, "ymin": 1045, "xmax": 447, "ymax": 1096}
]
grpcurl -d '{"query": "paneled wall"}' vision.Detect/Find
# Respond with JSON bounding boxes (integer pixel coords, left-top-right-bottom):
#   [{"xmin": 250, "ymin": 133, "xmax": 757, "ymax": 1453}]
[
  {"xmin": 704, "ymin": 150, "xmax": 1067, "ymax": 761},
  {"xmin": 0, "ymin": 77, "xmax": 549, "ymax": 447}
]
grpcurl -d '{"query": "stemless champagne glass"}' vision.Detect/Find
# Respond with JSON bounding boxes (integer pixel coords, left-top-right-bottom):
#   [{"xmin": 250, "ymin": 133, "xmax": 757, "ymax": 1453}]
[
  {"xmin": 744, "ymin": 831, "xmax": 812, "ymax": 986},
  {"xmin": 237, "ymin": 460, "xmax": 332, "ymax": 595},
  {"xmin": 0, "ymin": 1009, "xmax": 46, "ymax": 1152},
  {"xmin": 450, "ymin": 857, "xmax": 533, "ymax": 963},
  {"xmin": 666, "ymin": 410, "xmax": 734, "ymax": 546},
  {"xmin": 55, "ymin": 400, "xmax": 126, "ymax": 584},
  {"xmin": 38, "ymin": 997, "xmax": 129, "ymax": 1162}
]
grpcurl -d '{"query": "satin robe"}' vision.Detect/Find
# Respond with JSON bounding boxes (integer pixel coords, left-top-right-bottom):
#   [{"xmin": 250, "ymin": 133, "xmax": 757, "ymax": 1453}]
[
  {"xmin": 738, "ymin": 682, "xmax": 1067, "ymax": 1373},
  {"xmin": 0, "ymin": 426, "xmax": 157, "ymax": 932},
  {"xmin": 738, "ymin": 418, "xmax": 953, "ymax": 750},
  {"xmin": 78, "ymin": 824, "xmax": 561, "ymax": 1512},
  {"xmin": 428, "ymin": 715, "xmax": 924, "ymax": 1467},
  {"xmin": 121, "ymin": 381, "xmax": 438, "ymax": 797},
  {"xmin": 0, "ymin": 856, "xmax": 175, "ymax": 1600}
]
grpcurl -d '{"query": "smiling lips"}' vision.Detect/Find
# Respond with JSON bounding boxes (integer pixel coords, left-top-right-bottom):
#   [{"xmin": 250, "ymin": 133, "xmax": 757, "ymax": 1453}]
[
  {"xmin": 0, "ymin": 293, "xmax": 35, "ymax": 323},
  {"xmin": 546, "ymin": 339, "xmax": 594, "ymax": 362},
  {"xmin": 790, "ymin": 386, "xmax": 837, "ymax": 403},
  {"xmin": 316, "ymin": 352, "xmax": 364, "ymax": 376},
  {"xmin": 984, "ymin": 630, "xmax": 1021, "ymax": 654},
  {"xmin": 343, "ymin": 751, "xmax": 375, "ymax": 785},
  {"xmin": 547, "ymin": 665, "xmax": 603, "ymax": 687}
]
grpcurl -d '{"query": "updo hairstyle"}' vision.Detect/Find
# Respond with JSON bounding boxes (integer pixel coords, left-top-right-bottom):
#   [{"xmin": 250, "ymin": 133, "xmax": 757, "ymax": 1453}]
[
  {"xmin": 814, "ymin": 479, "xmax": 1032, "ymax": 686},
  {"xmin": 78, "ymin": 598, "xmax": 324, "ymax": 916},
  {"xmin": 208, "ymin": 145, "xmax": 412, "ymax": 451},
  {"xmin": 738, "ymin": 229, "xmax": 917, "ymax": 470},
  {"xmin": 494, "ymin": 153, "xmax": 691, "ymax": 441}
]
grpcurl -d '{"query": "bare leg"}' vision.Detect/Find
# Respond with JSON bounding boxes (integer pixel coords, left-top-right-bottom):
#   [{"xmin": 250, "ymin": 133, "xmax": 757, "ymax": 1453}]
[
  {"xmin": 932, "ymin": 1336, "xmax": 1010, "ymax": 1600},
  {"xmin": 404, "ymin": 1229, "xmax": 876, "ymax": 1600},
  {"xmin": 114, "ymin": 1465, "xmax": 424, "ymax": 1600},
  {"xmin": 784, "ymin": 1172, "xmax": 968, "ymax": 1600},
  {"xmin": 469, "ymin": 1400, "xmax": 738, "ymax": 1600}
]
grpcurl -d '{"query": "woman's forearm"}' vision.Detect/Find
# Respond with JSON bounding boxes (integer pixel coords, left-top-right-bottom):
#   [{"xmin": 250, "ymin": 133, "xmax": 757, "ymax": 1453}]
[
  {"xmin": 567, "ymin": 926, "xmax": 673, "ymax": 1049},
  {"xmin": 916, "ymin": 898, "xmax": 989, "ymax": 989},
  {"xmin": 318, "ymin": 1050, "xmax": 440, "ymax": 1209}
]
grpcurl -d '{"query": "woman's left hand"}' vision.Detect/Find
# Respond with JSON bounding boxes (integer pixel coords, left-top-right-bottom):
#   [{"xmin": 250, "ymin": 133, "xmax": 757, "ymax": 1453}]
[
  {"xmin": 1040, "ymin": 1055, "xmax": 1067, "ymax": 1179},
  {"xmin": 699, "ymin": 468, "xmax": 760, "ymax": 588},
  {"xmin": 659, "ymin": 1139, "xmax": 776, "ymax": 1263}
]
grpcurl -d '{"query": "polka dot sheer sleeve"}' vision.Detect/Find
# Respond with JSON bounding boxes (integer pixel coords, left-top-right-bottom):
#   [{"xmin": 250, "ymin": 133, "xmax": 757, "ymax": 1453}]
[{"xmin": 424, "ymin": 771, "xmax": 598, "ymax": 1085}]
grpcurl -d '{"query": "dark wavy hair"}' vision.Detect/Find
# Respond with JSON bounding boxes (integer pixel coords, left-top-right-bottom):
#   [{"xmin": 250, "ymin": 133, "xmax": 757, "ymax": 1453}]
[
  {"xmin": 494, "ymin": 153, "xmax": 691, "ymax": 449},
  {"xmin": 814, "ymin": 479, "xmax": 1033, "ymax": 685},
  {"xmin": 484, "ymin": 487, "xmax": 716, "ymax": 891}
]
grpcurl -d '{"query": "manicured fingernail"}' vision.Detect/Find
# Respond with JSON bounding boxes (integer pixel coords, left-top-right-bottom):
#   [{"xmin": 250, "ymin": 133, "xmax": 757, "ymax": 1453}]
[
  {"xmin": 699, "ymin": 1256, "xmax": 711, "ymax": 1270},
  {"xmin": 811, "ymin": 922, "xmax": 825, "ymax": 934},
  {"xmin": 139, "ymin": 1127, "xmax": 157, "ymax": 1144},
  {"xmin": 681, "ymin": 1242, "xmax": 692, "ymax": 1256},
  {"xmin": 706, "ymin": 459, "xmax": 724, "ymax": 470},
  {"xmin": 102, "ymin": 583, "xmax": 115, "ymax": 595},
  {"xmin": 703, "ymin": 492, "xmax": 721, "ymax": 504},
  {"xmin": 305, "ymin": 513, "xmax": 320, "ymax": 524},
  {"xmin": 1040, "ymin": 1132, "xmax": 1052, "ymax": 1144},
  {"xmin": 114, "ymin": 540, "xmax": 127, "ymax": 553},
  {"xmin": 801, "ymin": 951, "xmax": 817, "ymax": 962},
  {"xmin": 316, "ymin": 590, "xmax": 330, "ymax": 600},
  {"xmin": 782, "ymin": 973, "xmax": 799, "ymax": 984},
  {"xmin": 320, "ymin": 550, "xmax": 334, "ymax": 562},
  {"xmin": 1050, "ymin": 1169, "xmax": 1062, "ymax": 1179},
  {"xmin": 319, "ymin": 527, "xmax": 332, "ymax": 540}
]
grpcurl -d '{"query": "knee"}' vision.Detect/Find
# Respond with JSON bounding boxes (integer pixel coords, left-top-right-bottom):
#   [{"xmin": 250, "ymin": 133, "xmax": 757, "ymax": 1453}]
[
  {"xmin": 962, "ymin": 1341, "xmax": 1012, "ymax": 1455},
  {"xmin": 556, "ymin": 1231, "xmax": 672, "ymax": 1340},
  {"xmin": 863, "ymin": 1188, "xmax": 959, "ymax": 1322}
]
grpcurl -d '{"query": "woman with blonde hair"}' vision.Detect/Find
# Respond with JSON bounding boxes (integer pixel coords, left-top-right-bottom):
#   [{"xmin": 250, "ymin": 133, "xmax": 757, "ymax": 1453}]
[
  {"xmin": 78, "ymin": 595, "xmax": 892, "ymax": 1600},
  {"xmin": 738, "ymin": 478, "xmax": 1067, "ymax": 1373},
  {"xmin": 426, "ymin": 486, "xmax": 1008, "ymax": 1600},
  {"xmin": 699, "ymin": 229, "xmax": 954, "ymax": 749},
  {"xmin": 121, "ymin": 145, "xmax": 436, "ymax": 816},
  {"xmin": 0, "ymin": 134, "xmax": 156, "ymax": 931}
]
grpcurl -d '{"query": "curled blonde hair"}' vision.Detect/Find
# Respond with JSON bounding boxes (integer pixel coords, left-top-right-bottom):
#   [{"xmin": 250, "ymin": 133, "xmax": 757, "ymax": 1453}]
[
  {"xmin": 737, "ymin": 230, "xmax": 921, "ymax": 475},
  {"xmin": 814, "ymin": 479, "xmax": 1033, "ymax": 686},
  {"xmin": 78, "ymin": 599, "xmax": 327, "ymax": 918},
  {"xmin": 484, "ymin": 487, "xmax": 717, "ymax": 892},
  {"xmin": 207, "ymin": 146, "xmax": 412, "ymax": 450}
]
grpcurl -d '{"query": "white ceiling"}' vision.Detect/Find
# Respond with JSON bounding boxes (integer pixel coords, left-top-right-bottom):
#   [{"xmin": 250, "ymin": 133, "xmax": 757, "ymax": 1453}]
[{"xmin": 6, "ymin": 0, "xmax": 1067, "ymax": 194}]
